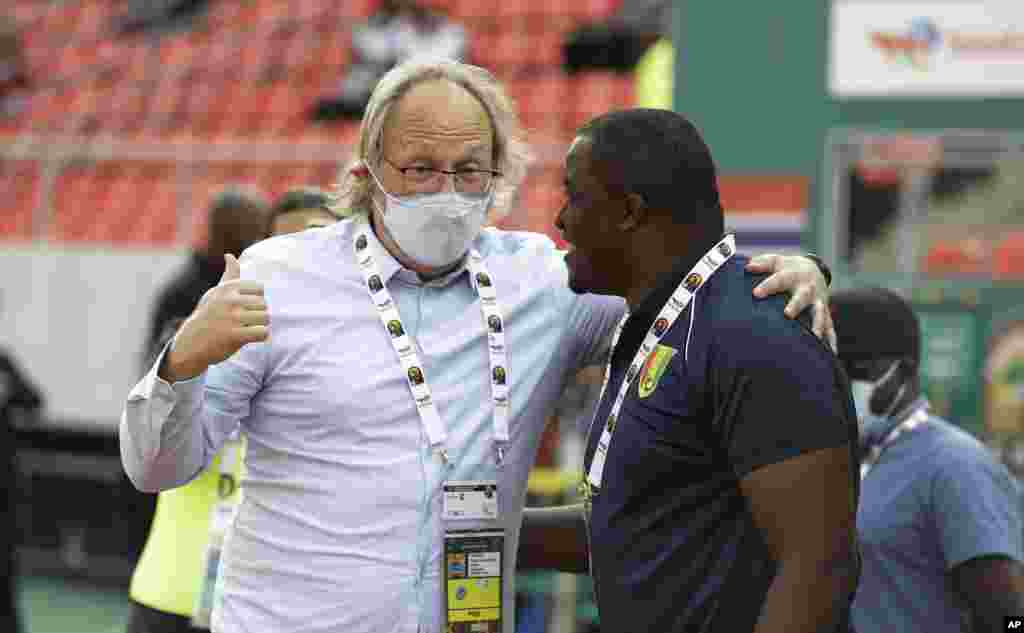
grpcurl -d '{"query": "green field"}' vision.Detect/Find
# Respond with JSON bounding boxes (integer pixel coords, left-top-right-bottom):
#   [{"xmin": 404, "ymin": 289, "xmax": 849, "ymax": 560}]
[{"xmin": 18, "ymin": 576, "xmax": 130, "ymax": 633}]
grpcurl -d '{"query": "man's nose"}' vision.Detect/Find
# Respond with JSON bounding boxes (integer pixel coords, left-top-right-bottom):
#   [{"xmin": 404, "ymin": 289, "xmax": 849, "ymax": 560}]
[{"xmin": 440, "ymin": 172, "xmax": 458, "ymax": 193}]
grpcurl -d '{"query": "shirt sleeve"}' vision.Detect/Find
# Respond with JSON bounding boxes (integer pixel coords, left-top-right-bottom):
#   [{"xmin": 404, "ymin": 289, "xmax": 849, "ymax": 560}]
[
  {"xmin": 931, "ymin": 447, "xmax": 1024, "ymax": 569},
  {"xmin": 712, "ymin": 307, "xmax": 856, "ymax": 480},
  {"xmin": 120, "ymin": 260, "xmax": 268, "ymax": 493}
]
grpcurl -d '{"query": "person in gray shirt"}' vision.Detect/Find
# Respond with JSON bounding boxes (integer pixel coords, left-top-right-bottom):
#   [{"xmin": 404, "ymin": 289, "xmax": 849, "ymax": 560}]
[{"xmin": 832, "ymin": 287, "xmax": 1024, "ymax": 633}]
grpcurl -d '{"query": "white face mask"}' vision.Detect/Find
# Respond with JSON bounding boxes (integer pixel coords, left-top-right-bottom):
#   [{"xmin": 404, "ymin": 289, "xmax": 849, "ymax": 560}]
[
  {"xmin": 369, "ymin": 167, "xmax": 490, "ymax": 269},
  {"xmin": 850, "ymin": 380, "xmax": 877, "ymax": 424},
  {"xmin": 850, "ymin": 360, "xmax": 906, "ymax": 427}
]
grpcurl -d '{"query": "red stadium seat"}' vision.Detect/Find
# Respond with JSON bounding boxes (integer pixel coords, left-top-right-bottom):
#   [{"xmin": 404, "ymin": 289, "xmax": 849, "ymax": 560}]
[
  {"xmin": 341, "ymin": 0, "xmax": 378, "ymax": 19},
  {"xmin": 994, "ymin": 232, "xmax": 1024, "ymax": 279},
  {"xmin": 0, "ymin": 161, "xmax": 41, "ymax": 241},
  {"xmin": 2, "ymin": 0, "xmax": 631, "ymax": 245},
  {"xmin": 244, "ymin": 0, "xmax": 294, "ymax": 27},
  {"xmin": 157, "ymin": 36, "xmax": 198, "ymax": 70},
  {"xmin": 135, "ymin": 165, "xmax": 180, "ymax": 245},
  {"xmin": 143, "ymin": 78, "xmax": 188, "ymax": 138},
  {"xmin": 51, "ymin": 164, "xmax": 107, "ymax": 242},
  {"xmin": 104, "ymin": 85, "xmax": 151, "ymax": 138},
  {"xmin": 519, "ymin": 26, "xmax": 565, "ymax": 69},
  {"xmin": 921, "ymin": 240, "xmax": 986, "ymax": 276},
  {"xmin": 574, "ymin": 0, "xmax": 621, "ymax": 20},
  {"xmin": 508, "ymin": 76, "xmax": 570, "ymax": 137},
  {"xmin": 12, "ymin": 0, "xmax": 46, "ymax": 23},
  {"xmin": 77, "ymin": 0, "xmax": 107, "ymax": 42},
  {"xmin": 294, "ymin": 0, "xmax": 333, "ymax": 24}
]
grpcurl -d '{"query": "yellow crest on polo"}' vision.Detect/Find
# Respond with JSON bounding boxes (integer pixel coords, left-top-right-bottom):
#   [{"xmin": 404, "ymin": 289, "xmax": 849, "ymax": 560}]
[{"xmin": 638, "ymin": 344, "xmax": 677, "ymax": 399}]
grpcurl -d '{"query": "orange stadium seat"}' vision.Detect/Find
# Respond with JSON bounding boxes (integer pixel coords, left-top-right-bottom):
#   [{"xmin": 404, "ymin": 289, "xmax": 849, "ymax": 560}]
[
  {"xmin": 341, "ymin": 0, "xmax": 379, "ymax": 19},
  {"xmin": 242, "ymin": 0, "xmax": 294, "ymax": 27},
  {"xmin": 50, "ymin": 163, "xmax": 106, "ymax": 242},
  {"xmin": 3, "ymin": 0, "xmax": 632, "ymax": 247},
  {"xmin": 157, "ymin": 37, "xmax": 198, "ymax": 71},
  {"xmin": 134, "ymin": 165, "xmax": 180, "ymax": 245},
  {"xmin": 12, "ymin": 0, "xmax": 45, "ymax": 23},
  {"xmin": 76, "ymin": 0, "xmax": 108, "ymax": 42},
  {"xmin": 293, "ymin": 0, "xmax": 333, "ymax": 24},
  {"xmin": 0, "ymin": 161, "xmax": 41, "ymax": 240},
  {"xmin": 994, "ymin": 232, "xmax": 1024, "ymax": 279},
  {"xmin": 921, "ymin": 240, "xmax": 984, "ymax": 276}
]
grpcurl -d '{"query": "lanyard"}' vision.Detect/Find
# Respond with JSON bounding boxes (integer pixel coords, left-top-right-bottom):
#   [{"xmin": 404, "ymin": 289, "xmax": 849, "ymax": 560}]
[
  {"xmin": 217, "ymin": 432, "xmax": 244, "ymax": 499},
  {"xmin": 353, "ymin": 221, "xmax": 510, "ymax": 467},
  {"xmin": 585, "ymin": 234, "xmax": 736, "ymax": 492},
  {"xmin": 860, "ymin": 405, "xmax": 930, "ymax": 480}
]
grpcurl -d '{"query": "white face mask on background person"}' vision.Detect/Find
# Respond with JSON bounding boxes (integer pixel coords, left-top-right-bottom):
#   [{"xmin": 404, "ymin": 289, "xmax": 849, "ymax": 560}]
[
  {"xmin": 369, "ymin": 167, "xmax": 490, "ymax": 269},
  {"xmin": 850, "ymin": 360, "xmax": 907, "ymax": 427},
  {"xmin": 850, "ymin": 379, "xmax": 877, "ymax": 424}
]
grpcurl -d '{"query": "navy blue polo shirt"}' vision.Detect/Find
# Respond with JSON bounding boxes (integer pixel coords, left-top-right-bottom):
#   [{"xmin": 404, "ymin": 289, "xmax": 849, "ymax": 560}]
[{"xmin": 582, "ymin": 254, "xmax": 859, "ymax": 633}]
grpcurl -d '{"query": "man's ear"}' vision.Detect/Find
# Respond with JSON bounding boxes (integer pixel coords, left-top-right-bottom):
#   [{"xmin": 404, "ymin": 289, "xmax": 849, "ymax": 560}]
[{"xmin": 618, "ymin": 192, "xmax": 648, "ymax": 232}]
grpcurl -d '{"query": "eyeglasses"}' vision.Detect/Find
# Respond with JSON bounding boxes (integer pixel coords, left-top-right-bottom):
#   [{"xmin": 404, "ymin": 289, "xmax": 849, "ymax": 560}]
[{"xmin": 383, "ymin": 157, "xmax": 501, "ymax": 195}]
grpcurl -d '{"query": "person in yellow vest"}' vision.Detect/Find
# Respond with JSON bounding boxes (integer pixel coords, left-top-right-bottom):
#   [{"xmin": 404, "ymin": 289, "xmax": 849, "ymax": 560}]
[{"xmin": 634, "ymin": 37, "xmax": 674, "ymax": 110}]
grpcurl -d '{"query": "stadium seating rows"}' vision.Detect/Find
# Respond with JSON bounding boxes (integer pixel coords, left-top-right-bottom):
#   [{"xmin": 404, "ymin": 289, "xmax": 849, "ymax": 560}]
[{"xmin": 2, "ymin": 0, "xmax": 633, "ymax": 246}]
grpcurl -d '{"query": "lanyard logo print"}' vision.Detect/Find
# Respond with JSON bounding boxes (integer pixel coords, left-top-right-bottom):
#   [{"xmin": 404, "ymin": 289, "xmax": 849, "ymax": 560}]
[{"xmin": 354, "ymin": 221, "xmax": 511, "ymax": 466}]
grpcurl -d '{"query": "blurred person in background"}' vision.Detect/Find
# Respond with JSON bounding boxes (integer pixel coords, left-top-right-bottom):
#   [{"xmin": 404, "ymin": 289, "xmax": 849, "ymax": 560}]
[
  {"xmin": 121, "ymin": 59, "xmax": 833, "ymax": 633},
  {"xmin": 311, "ymin": 0, "xmax": 467, "ymax": 121},
  {"xmin": 0, "ymin": 305, "xmax": 44, "ymax": 633},
  {"xmin": 831, "ymin": 287, "xmax": 1024, "ymax": 633},
  {"xmin": 0, "ymin": 16, "xmax": 29, "ymax": 120},
  {"xmin": 128, "ymin": 187, "xmax": 267, "ymax": 633},
  {"xmin": 562, "ymin": 0, "xmax": 674, "ymax": 109},
  {"xmin": 143, "ymin": 187, "xmax": 269, "ymax": 369},
  {"xmin": 114, "ymin": 0, "xmax": 210, "ymax": 35},
  {"xmin": 563, "ymin": 0, "xmax": 669, "ymax": 74},
  {"xmin": 266, "ymin": 187, "xmax": 339, "ymax": 237}
]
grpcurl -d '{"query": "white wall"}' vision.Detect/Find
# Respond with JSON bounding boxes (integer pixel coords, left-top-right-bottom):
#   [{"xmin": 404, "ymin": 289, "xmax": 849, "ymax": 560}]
[{"xmin": 0, "ymin": 246, "xmax": 189, "ymax": 432}]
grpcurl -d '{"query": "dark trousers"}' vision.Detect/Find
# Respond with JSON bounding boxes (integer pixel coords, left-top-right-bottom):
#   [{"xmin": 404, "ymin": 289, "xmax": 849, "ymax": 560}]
[
  {"xmin": 1, "ymin": 426, "xmax": 20, "ymax": 633},
  {"xmin": 126, "ymin": 600, "xmax": 204, "ymax": 633}
]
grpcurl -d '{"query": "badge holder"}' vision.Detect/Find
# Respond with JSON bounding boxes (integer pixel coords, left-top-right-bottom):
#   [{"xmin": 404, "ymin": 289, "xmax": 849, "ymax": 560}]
[
  {"xmin": 442, "ymin": 479, "xmax": 503, "ymax": 633},
  {"xmin": 191, "ymin": 434, "xmax": 245, "ymax": 629}
]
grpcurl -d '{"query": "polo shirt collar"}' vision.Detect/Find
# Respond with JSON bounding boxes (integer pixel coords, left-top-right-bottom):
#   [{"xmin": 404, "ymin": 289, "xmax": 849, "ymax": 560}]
[
  {"xmin": 860, "ymin": 396, "xmax": 932, "ymax": 451},
  {"xmin": 630, "ymin": 234, "xmax": 724, "ymax": 327}
]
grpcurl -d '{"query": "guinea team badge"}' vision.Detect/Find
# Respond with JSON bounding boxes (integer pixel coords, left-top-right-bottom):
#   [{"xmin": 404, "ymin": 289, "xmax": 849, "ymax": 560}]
[{"xmin": 637, "ymin": 344, "xmax": 677, "ymax": 399}]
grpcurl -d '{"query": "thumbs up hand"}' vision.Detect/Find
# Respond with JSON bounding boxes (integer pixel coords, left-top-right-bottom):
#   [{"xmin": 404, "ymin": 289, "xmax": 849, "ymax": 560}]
[{"xmin": 160, "ymin": 254, "xmax": 269, "ymax": 382}]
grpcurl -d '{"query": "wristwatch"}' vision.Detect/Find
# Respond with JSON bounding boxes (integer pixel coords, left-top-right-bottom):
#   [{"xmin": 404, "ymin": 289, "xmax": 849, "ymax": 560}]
[{"xmin": 803, "ymin": 253, "xmax": 832, "ymax": 287}]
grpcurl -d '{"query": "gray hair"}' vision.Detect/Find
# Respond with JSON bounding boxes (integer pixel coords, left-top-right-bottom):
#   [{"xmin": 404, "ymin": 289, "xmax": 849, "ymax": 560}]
[{"xmin": 330, "ymin": 58, "xmax": 533, "ymax": 220}]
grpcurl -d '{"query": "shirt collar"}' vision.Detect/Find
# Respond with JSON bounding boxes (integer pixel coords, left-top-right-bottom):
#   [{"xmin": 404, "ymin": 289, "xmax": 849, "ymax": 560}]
[
  {"xmin": 630, "ymin": 235, "xmax": 724, "ymax": 326},
  {"xmin": 860, "ymin": 396, "xmax": 931, "ymax": 451}
]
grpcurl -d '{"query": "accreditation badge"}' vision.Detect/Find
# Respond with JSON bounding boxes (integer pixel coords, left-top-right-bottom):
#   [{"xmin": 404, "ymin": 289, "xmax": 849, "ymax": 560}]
[
  {"xmin": 442, "ymin": 475, "xmax": 503, "ymax": 632},
  {"xmin": 442, "ymin": 481, "xmax": 498, "ymax": 521},
  {"xmin": 443, "ymin": 529, "xmax": 503, "ymax": 633}
]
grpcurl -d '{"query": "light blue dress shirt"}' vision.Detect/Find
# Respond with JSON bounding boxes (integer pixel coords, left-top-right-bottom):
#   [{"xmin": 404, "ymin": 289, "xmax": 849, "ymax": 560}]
[
  {"xmin": 120, "ymin": 218, "xmax": 625, "ymax": 633},
  {"xmin": 852, "ymin": 404, "xmax": 1023, "ymax": 633}
]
